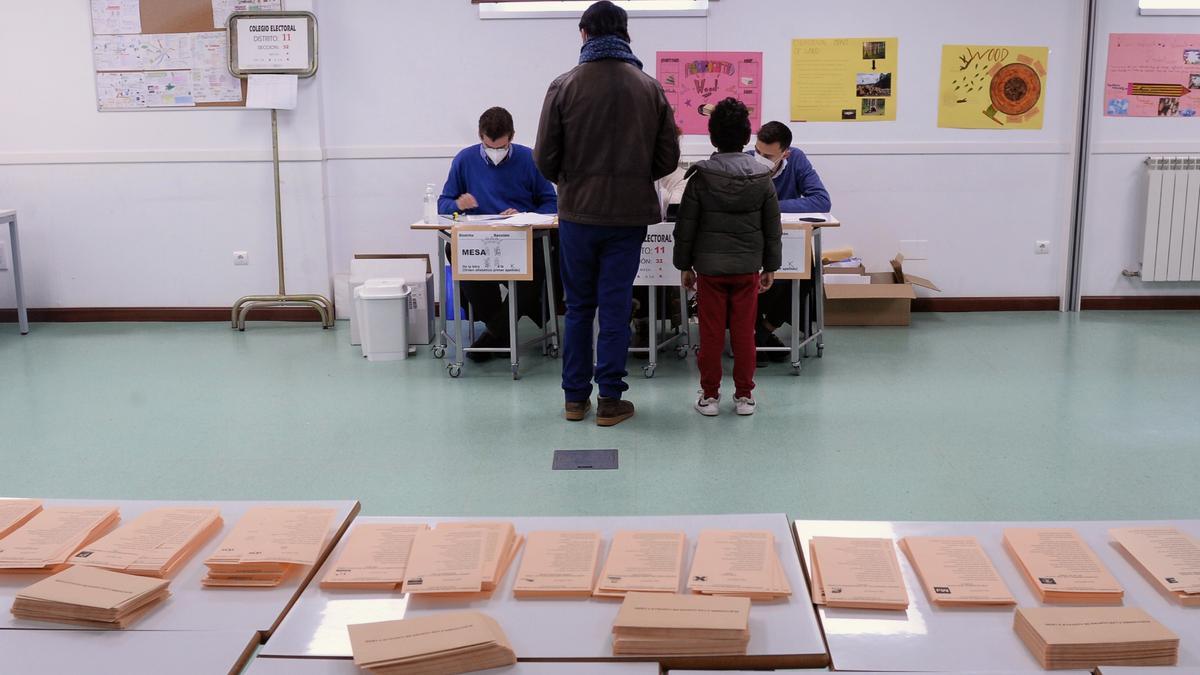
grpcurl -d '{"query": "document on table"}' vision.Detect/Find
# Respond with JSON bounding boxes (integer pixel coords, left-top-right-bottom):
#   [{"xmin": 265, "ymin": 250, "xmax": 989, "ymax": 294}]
[
  {"xmin": 13, "ymin": 565, "xmax": 170, "ymax": 629},
  {"xmin": 403, "ymin": 527, "xmax": 486, "ymax": 594},
  {"xmin": 899, "ymin": 536, "xmax": 1015, "ymax": 606},
  {"xmin": 349, "ymin": 612, "xmax": 515, "ymax": 673},
  {"xmin": 0, "ymin": 506, "xmax": 120, "ymax": 570},
  {"xmin": 687, "ymin": 529, "xmax": 791, "ymax": 600},
  {"xmin": 437, "ymin": 522, "xmax": 521, "ymax": 591},
  {"xmin": 594, "ymin": 531, "xmax": 685, "ymax": 597},
  {"xmin": 1003, "ymin": 528, "xmax": 1123, "ymax": 603},
  {"xmin": 321, "ymin": 523, "xmax": 428, "ymax": 589},
  {"xmin": 809, "ymin": 536, "xmax": 909, "ymax": 610},
  {"xmin": 207, "ymin": 506, "xmax": 335, "ymax": 566},
  {"xmin": 513, "ymin": 530, "xmax": 602, "ymax": 597},
  {"xmin": 71, "ymin": 507, "xmax": 221, "ymax": 577},
  {"xmin": 0, "ymin": 499, "xmax": 43, "ymax": 540},
  {"xmin": 1111, "ymin": 526, "xmax": 1200, "ymax": 604}
]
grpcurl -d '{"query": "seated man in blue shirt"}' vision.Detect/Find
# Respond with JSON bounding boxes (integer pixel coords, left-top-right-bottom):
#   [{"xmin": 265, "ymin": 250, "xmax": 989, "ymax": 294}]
[
  {"xmin": 438, "ymin": 107, "xmax": 558, "ymax": 362},
  {"xmin": 750, "ymin": 121, "xmax": 832, "ymax": 364}
]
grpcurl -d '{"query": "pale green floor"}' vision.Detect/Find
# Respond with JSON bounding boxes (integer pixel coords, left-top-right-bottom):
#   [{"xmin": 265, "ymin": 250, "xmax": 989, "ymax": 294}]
[{"xmin": 1, "ymin": 311, "xmax": 1197, "ymax": 522}]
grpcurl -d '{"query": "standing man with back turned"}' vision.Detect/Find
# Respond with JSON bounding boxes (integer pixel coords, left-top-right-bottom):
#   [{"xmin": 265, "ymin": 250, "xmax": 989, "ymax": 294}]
[{"xmin": 535, "ymin": 1, "xmax": 680, "ymax": 427}]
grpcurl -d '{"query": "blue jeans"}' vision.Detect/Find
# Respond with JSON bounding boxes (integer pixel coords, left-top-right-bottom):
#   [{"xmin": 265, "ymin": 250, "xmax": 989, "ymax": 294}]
[{"xmin": 558, "ymin": 220, "xmax": 648, "ymax": 401}]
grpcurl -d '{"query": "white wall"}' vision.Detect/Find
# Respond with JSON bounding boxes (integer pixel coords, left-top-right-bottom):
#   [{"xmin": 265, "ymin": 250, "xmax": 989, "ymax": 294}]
[{"xmin": 1080, "ymin": 0, "xmax": 1200, "ymax": 297}]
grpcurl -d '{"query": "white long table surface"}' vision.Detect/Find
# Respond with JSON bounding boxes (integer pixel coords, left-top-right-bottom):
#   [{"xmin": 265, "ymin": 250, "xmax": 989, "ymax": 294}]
[
  {"xmin": 0, "ymin": 629, "xmax": 258, "ymax": 675},
  {"xmin": 795, "ymin": 520, "xmax": 1200, "ymax": 673},
  {"xmin": 245, "ymin": 658, "xmax": 662, "ymax": 675},
  {"xmin": 261, "ymin": 513, "xmax": 827, "ymax": 669},
  {"xmin": 0, "ymin": 498, "xmax": 360, "ymax": 636},
  {"xmin": 1099, "ymin": 669, "xmax": 1200, "ymax": 674}
]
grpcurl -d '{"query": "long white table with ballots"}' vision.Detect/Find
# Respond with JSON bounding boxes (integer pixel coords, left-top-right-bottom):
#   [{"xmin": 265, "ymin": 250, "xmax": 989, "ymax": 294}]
[
  {"xmin": 260, "ymin": 513, "xmax": 828, "ymax": 669},
  {"xmin": 0, "ymin": 498, "xmax": 359, "ymax": 636},
  {"xmin": 245, "ymin": 658, "xmax": 662, "ymax": 674},
  {"xmin": 0, "ymin": 628, "xmax": 260, "ymax": 675},
  {"xmin": 1099, "ymin": 668, "xmax": 1200, "ymax": 674},
  {"xmin": 794, "ymin": 519, "xmax": 1200, "ymax": 672}
]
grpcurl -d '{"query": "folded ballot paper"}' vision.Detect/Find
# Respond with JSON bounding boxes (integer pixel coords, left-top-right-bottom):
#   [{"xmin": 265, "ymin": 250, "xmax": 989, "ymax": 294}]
[
  {"xmin": 402, "ymin": 522, "xmax": 522, "ymax": 597},
  {"xmin": 594, "ymin": 531, "xmax": 686, "ymax": 598},
  {"xmin": 612, "ymin": 592, "xmax": 751, "ymax": 656},
  {"xmin": 1110, "ymin": 526, "xmax": 1200, "ymax": 606},
  {"xmin": 686, "ymin": 530, "xmax": 791, "ymax": 601},
  {"xmin": 12, "ymin": 565, "xmax": 169, "ymax": 629},
  {"xmin": 1014, "ymin": 606, "xmax": 1179, "ymax": 669},
  {"xmin": 349, "ymin": 611, "xmax": 517, "ymax": 675},
  {"xmin": 202, "ymin": 506, "xmax": 336, "ymax": 587},
  {"xmin": 513, "ymin": 530, "xmax": 602, "ymax": 598},
  {"xmin": 0, "ymin": 506, "xmax": 120, "ymax": 573},
  {"xmin": 1004, "ymin": 528, "xmax": 1124, "ymax": 605},
  {"xmin": 809, "ymin": 536, "xmax": 909, "ymax": 610},
  {"xmin": 70, "ymin": 507, "xmax": 222, "ymax": 578},
  {"xmin": 0, "ymin": 499, "xmax": 43, "ymax": 540},
  {"xmin": 321, "ymin": 523, "xmax": 428, "ymax": 590}
]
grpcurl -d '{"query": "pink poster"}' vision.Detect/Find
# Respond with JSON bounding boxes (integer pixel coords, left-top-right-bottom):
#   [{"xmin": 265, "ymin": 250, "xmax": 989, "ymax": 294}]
[
  {"xmin": 1105, "ymin": 33, "xmax": 1200, "ymax": 118},
  {"xmin": 656, "ymin": 51, "xmax": 763, "ymax": 135}
]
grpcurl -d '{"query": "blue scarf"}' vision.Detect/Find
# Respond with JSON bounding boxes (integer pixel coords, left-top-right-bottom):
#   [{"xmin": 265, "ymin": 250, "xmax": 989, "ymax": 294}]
[{"xmin": 579, "ymin": 35, "xmax": 644, "ymax": 70}]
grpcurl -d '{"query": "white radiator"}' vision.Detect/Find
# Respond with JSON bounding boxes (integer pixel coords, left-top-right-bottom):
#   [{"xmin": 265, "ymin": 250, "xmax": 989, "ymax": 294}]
[{"xmin": 1141, "ymin": 156, "xmax": 1200, "ymax": 281}]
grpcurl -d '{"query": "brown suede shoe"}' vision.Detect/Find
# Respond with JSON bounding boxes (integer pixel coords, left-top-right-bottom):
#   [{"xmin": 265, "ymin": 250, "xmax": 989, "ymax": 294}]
[
  {"xmin": 564, "ymin": 399, "xmax": 591, "ymax": 422},
  {"xmin": 596, "ymin": 397, "xmax": 635, "ymax": 427}
]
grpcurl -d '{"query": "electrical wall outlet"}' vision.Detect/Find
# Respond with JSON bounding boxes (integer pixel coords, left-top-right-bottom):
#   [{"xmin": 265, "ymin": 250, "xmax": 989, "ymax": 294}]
[
  {"xmin": 0, "ymin": 241, "xmax": 7, "ymax": 270},
  {"xmin": 1035, "ymin": 240, "xmax": 1050, "ymax": 255},
  {"xmin": 233, "ymin": 251, "xmax": 249, "ymax": 266},
  {"xmin": 900, "ymin": 239, "xmax": 929, "ymax": 260}
]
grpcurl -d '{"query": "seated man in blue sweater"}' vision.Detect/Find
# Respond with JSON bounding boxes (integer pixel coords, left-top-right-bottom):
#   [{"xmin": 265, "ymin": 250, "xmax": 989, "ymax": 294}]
[
  {"xmin": 438, "ymin": 107, "xmax": 558, "ymax": 362},
  {"xmin": 750, "ymin": 121, "xmax": 832, "ymax": 364}
]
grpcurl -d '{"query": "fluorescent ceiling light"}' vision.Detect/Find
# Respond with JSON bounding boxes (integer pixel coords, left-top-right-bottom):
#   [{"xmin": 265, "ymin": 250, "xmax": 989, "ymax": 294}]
[{"xmin": 1140, "ymin": 0, "xmax": 1200, "ymax": 15}]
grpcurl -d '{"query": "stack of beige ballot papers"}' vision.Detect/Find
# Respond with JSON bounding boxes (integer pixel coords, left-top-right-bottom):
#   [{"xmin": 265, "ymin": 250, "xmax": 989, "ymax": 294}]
[
  {"xmin": 686, "ymin": 530, "xmax": 791, "ymax": 601},
  {"xmin": 899, "ymin": 536, "xmax": 1016, "ymax": 606},
  {"xmin": 0, "ymin": 505, "xmax": 120, "ymax": 573},
  {"xmin": 1111, "ymin": 526, "xmax": 1200, "ymax": 606},
  {"xmin": 401, "ymin": 522, "xmax": 522, "ymax": 597},
  {"xmin": 12, "ymin": 565, "xmax": 169, "ymax": 628},
  {"xmin": 1014, "ymin": 606, "xmax": 1179, "ymax": 669},
  {"xmin": 203, "ymin": 506, "xmax": 336, "ymax": 587},
  {"xmin": 612, "ymin": 591, "xmax": 751, "ymax": 656},
  {"xmin": 809, "ymin": 536, "xmax": 909, "ymax": 610},
  {"xmin": 512, "ymin": 530, "xmax": 602, "ymax": 598},
  {"xmin": 594, "ymin": 530, "xmax": 685, "ymax": 598},
  {"xmin": 348, "ymin": 611, "xmax": 516, "ymax": 674},
  {"xmin": 69, "ymin": 507, "xmax": 222, "ymax": 578},
  {"xmin": 321, "ymin": 523, "xmax": 428, "ymax": 590},
  {"xmin": 1004, "ymin": 528, "xmax": 1124, "ymax": 604},
  {"xmin": 0, "ymin": 499, "xmax": 43, "ymax": 540}
]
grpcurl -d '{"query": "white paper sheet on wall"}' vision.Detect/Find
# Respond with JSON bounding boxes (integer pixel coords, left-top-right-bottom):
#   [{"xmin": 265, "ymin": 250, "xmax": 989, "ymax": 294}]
[
  {"xmin": 246, "ymin": 74, "xmax": 297, "ymax": 109},
  {"xmin": 191, "ymin": 32, "xmax": 243, "ymax": 103},
  {"xmin": 96, "ymin": 72, "xmax": 148, "ymax": 109},
  {"xmin": 93, "ymin": 35, "xmax": 145, "ymax": 71},
  {"xmin": 144, "ymin": 70, "xmax": 196, "ymax": 107},
  {"xmin": 91, "ymin": 0, "xmax": 141, "ymax": 35},
  {"xmin": 212, "ymin": 0, "xmax": 283, "ymax": 29},
  {"xmin": 140, "ymin": 33, "xmax": 194, "ymax": 70}
]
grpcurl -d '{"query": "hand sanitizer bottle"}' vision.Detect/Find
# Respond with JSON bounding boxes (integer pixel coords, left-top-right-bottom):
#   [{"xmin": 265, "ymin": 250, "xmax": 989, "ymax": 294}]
[{"xmin": 423, "ymin": 184, "xmax": 437, "ymax": 224}]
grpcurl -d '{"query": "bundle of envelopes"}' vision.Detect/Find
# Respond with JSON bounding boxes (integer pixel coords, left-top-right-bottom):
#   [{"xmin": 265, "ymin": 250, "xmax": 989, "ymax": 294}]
[
  {"xmin": 402, "ymin": 521, "xmax": 522, "ymax": 597},
  {"xmin": 1004, "ymin": 528, "xmax": 1124, "ymax": 604},
  {"xmin": 348, "ymin": 611, "xmax": 516, "ymax": 674},
  {"xmin": 899, "ymin": 535, "xmax": 1016, "ymax": 606},
  {"xmin": 11, "ymin": 565, "xmax": 169, "ymax": 628},
  {"xmin": 70, "ymin": 507, "xmax": 222, "ymax": 578},
  {"xmin": 202, "ymin": 506, "xmax": 336, "ymax": 587},
  {"xmin": 512, "ymin": 530, "xmax": 602, "ymax": 598},
  {"xmin": 321, "ymin": 523, "xmax": 428, "ymax": 590},
  {"xmin": 808, "ymin": 536, "xmax": 909, "ymax": 610},
  {"xmin": 612, "ymin": 591, "xmax": 751, "ymax": 656},
  {"xmin": 0, "ymin": 506, "xmax": 120, "ymax": 573},
  {"xmin": 0, "ymin": 499, "xmax": 43, "ymax": 540},
  {"xmin": 1014, "ymin": 606, "xmax": 1179, "ymax": 669},
  {"xmin": 1110, "ymin": 527, "xmax": 1200, "ymax": 606},
  {"xmin": 593, "ymin": 530, "xmax": 685, "ymax": 598},
  {"xmin": 687, "ymin": 530, "xmax": 791, "ymax": 601}
]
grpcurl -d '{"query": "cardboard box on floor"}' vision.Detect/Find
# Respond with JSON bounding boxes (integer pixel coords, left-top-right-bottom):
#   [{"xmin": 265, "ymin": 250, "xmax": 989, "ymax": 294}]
[
  {"xmin": 824, "ymin": 254, "xmax": 940, "ymax": 327},
  {"xmin": 349, "ymin": 254, "xmax": 436, "ymax": 345}
]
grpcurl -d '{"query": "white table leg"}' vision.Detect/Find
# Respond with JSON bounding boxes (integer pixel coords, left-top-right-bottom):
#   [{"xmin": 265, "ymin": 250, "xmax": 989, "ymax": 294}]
[{"xmin": 8, "ymin": 217, "xmax": 27, "ymax": 335}]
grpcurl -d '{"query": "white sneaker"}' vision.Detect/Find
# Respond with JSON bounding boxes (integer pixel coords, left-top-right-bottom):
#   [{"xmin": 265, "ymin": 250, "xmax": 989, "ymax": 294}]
[
  {"xmin": 734, "ymin": 396, "xmax": 756, "ymax": 416},
  {"xmin": 695, "ymin": 392, "xmax": 720, "ymax": 417}
]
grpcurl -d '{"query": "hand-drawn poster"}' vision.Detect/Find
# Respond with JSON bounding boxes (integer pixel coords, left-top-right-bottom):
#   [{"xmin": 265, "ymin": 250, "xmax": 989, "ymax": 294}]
[
  {"xmin": 1105, "ymin": 33, "xmax": 1200, "ymax": 118},
  {"xmin": 656, "ymin": 52, "xmax": 763, "ymax": 135},
  {"xmin": 192, "ymin": 32, "xmax": 244, "ymax": 103},
  {"xmin": 144, "ymin": 70, "xmax": 195, "ymax": 107},
  {"xmin": 91, "ymin": 0, "xmax": 141, "ymax": 35},
  {"xmin": 791, "ymin": 38, "xmax": 898, "ymax": 122},
  {"xmin": 939, "ymin": 45, "xmax": 1049, "ymax": 129},
  {"xmin": 96, "ymin": 72, "xmax": 148, "ymax": 110}
]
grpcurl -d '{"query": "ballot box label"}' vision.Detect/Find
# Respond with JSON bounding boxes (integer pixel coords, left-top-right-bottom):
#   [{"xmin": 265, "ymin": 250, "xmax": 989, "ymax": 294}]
[
  {"xmin": 776, "ymin": 225, "xmax": 813, "ymax": 281},
  {"xmin": 452, "ymin": 226, "xmax": 534, "ymax": 281},
  {"xmin": 635, "ymin": 223, "xmax": 680, "ymax": 287}
]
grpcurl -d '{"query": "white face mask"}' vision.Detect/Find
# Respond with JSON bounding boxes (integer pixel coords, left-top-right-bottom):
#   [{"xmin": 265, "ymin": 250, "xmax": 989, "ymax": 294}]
[
  {"xmin": 485, "ymin": 146, "xmax": 509, "ymax": 165},
  {"xmin": 755, "ymin": 153, "xmax": 787, "ymax": 178}
]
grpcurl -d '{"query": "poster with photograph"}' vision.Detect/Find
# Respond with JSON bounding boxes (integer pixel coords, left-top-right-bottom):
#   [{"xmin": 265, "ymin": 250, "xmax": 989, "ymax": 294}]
[
  {"xmin": 1105, "ymin": 33, "xmax": 1200, "ymax": 118},
  {"xmin": 790, "ymin": 37, "xmax": 898, "ymax": 122},
  {"xmin": 938, "ymin": 45, "xmax": 1049, "ymax": 129},
  {"xmin": 656, "ymin": 52, "xmax": 763, "ymax": 135}
]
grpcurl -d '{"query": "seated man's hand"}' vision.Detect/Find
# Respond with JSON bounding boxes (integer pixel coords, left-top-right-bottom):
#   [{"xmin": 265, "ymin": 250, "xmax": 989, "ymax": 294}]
[
  {"xmin": 500, "ymin": 208, "xmax": 518, "ymax": 216},
  {"xmin": 455, "ymin": 193, "xmax": 479, "ymax": 211},
  {"xmin": 759, "ymin": 271, "xmax": 775, "ymax": 293}
]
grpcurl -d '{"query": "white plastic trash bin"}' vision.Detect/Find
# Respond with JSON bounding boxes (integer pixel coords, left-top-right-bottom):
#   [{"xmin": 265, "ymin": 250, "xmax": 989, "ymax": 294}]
[{"xmin": 354, "ymin": 278, "xmax": 411, "ymax": 362}]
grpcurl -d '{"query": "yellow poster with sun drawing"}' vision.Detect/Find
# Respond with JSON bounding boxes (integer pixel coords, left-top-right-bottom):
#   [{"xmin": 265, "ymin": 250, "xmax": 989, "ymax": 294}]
[
  {"xmin": 939, "ymin": 45, "xmax": 1049, "ymax": 129},
  {"xmin": 790, "ymin": 37, "xmax": 898, "ymax": 122}
]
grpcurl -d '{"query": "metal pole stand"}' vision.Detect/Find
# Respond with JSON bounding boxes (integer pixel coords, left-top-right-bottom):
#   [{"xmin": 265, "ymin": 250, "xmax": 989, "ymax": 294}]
[{"xmin": 232, "ymin": 109, "xmax": 333, "ymax": 331}]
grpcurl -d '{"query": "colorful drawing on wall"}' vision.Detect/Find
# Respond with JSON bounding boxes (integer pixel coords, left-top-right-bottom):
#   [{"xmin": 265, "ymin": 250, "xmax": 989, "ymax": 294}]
[
  {"xmin": 938, "ymin": 45, "xmax": 1049, "ymax": 129},
  {"xmin": 656, "ymin": 52, "xmax": 763, "ymax": 135},
  {"xmin": 1105, "ymin": 33, "xmax": 1200, "ymax": 118},
  {"xmin": 790, "ymin": 38, "xmax": 898, "ymax": 122}
]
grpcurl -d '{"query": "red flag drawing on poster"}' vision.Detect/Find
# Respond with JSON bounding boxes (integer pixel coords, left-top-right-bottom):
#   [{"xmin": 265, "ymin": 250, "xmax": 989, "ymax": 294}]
[{"xmin": 656, "ymin": 52, "xmax": 763, "ymax": 135}]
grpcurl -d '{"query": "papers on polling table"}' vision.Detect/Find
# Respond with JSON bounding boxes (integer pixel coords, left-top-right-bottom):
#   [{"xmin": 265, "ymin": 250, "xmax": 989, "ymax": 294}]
[
  {"xmin": 594, "ymin": 531, "xmax": 686, "ymax": 598},
  {"xmin": 12, "ymin": 565, "xmax": 169, "ymax": 629},
  {"xmin": 403, "ymin": 527, "xmax": 486, "ymax": 595},
  {"xmin": 0, "ymin": 500, "xmax": 43, "ymax": 541},
  {"xmin": 202, "ymin": 506, "xmax": 336, "ymax": 587},
  {"xmin": 1014, "ymin": 606, "xmax": 1179, "ymax": 670},
  {"xmin": 781, "ymin": 213, "xmax": 831, "ymax": 225},
  {"xmin": 349, "ymin": 612, "xmax": 516, "ymax": 675},
  {"xmin": 0, "ymin": 506, "xmax": 120, "ymax": 573},
  {"xmin": 69, "ymin": 507, "xmax": 222, "ymax": 578},
  {"xmin": 513, "ymin": 531, "xmax": 602, "ymax": 598},
  {"xmin": 191, "ymin": 32, "xmax": 243, "ymax": 103},
  {"xmin": 436, "ymin": 522, "xmax": 522, "ymax": 592},
  {"xmin": 91, "ymin": 0, "xmax": 141, "ymax": 35},
  {"xmin": 1110, "ymin": 527, "xmax": 1200, "ymax": 606},
  {"xmin": 808, "ymin": 536, "xmax": 909, "ymax": 610},
  {"xmin": 246, "ymin": 74, "xmax": 298, "ymax": 110},
  {"xmin": 462, "ymin": 213, "xmax": 557, "ymax": 227},
  {"xmin": 612, "ymin": 592, "xmax": 751, "ymax": 657},
  {"xmin": 1003, "ymin": 528, "xmax": 1124, "ymax": 604},
  {"xmin": 899, "ymin": 536, "xmax": 1015, "ymax": 607},
  {"xmin": 686, "ymin": 530, "xmax": 791, "ymax": 601},
  {"xmin": 320, "ymin": 523, "xmax": 428, "ymax": 590}
]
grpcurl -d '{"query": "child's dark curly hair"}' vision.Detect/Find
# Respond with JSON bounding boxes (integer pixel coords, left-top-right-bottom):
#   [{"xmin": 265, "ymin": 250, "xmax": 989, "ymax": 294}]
[{"xmin": 708, "ymin": 97, "xmax": 752, "ymax": 153}]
